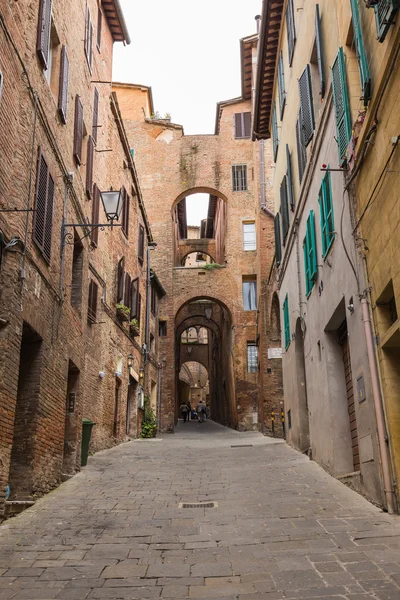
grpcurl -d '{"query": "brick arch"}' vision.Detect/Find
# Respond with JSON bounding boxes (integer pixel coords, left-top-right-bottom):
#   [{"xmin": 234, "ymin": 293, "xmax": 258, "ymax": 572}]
[
  {"xmin": 175, "ymin": 295, "xmax": 234, "ymax": 325},
  {"xmin": 180, "ymin": 356, "xmax": 209, "ymax": 371},
  {"xmin": 172, "ymin": 186, "xmax": 228, "ymax": 211},
  {"xmin": 181, "ymin": 250, "xmax": 216, "ymax": 265},
  {"xmin": 176, "ymin": 317, "xmax": 220, "ymax": 340}
]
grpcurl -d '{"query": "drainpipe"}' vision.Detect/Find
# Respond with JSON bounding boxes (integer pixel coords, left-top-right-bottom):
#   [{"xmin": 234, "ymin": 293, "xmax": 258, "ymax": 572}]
[{"xmin": 361, "ymin": 297, "xmax": 396, "ymax": 514}]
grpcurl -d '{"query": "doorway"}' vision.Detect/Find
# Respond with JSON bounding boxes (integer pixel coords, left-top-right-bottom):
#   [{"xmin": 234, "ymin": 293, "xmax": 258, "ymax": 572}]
[
  {"xmin": 295, "ymin": 318, "xmax": 310, "ymax": 453},
  {"xmin": 62, "ymin": 361, "xmax": 80, "ymax": 474},
  {"xmin": 126, "ymin": 376, "xmax": 137, "ymax": 437}
]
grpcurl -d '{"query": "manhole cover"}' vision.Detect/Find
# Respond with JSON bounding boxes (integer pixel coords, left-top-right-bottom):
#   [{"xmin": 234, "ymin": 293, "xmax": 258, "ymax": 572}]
[
  {"xmin": 179, "ymin": 501, "xmax": 217, "ymax": 508},
  {"xmin": 231, "ymin": 444, "xmax": 253, "ymax": 448}
]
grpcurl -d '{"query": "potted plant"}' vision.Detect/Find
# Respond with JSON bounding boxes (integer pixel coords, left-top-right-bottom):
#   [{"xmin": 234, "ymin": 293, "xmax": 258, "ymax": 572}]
[
  {"xmin": 116, "ymin": 303, "xmax": 130, "ymax": 322},
  {"xmin": 129, "ymin": 318, "xmax": 140, "ymax": 337},
  {"xmin": 141, "ymin": 396, "xmax": 157, "ymax": 438}
]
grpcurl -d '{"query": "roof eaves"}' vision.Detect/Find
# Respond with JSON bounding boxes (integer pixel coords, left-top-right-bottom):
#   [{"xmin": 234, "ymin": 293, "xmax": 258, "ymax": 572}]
[{"xmin": 102, "ymin": 0, "xmax": 131, "ymax": 45}]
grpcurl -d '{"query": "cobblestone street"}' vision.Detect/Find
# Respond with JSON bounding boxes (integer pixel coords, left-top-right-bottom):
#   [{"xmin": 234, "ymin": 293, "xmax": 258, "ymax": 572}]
[{"xmin": 1, "ymin": 421, "xmax": 400, "ymax": 600}]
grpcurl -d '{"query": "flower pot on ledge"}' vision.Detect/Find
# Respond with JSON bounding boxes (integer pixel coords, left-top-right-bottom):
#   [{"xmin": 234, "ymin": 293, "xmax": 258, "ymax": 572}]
[
  {"xmin": 117, "ymin": 307, "xmax": 130, "ymax": 322},
  {"xmin": 129, "ymin": 324, "xmax": 140, "ymax": 337}
]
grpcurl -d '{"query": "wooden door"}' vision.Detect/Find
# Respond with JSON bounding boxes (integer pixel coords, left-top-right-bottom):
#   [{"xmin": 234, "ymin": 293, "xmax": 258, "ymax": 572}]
[{"xmin": 339, "ymin": 320, "xmax": 360, "ymax": 471}]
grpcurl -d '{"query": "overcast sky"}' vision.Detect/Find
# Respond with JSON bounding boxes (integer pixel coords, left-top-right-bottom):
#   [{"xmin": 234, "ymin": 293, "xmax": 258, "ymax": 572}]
[{"xmin": 113, "ymin": 0, "xmax": 261, "ymax": 136}]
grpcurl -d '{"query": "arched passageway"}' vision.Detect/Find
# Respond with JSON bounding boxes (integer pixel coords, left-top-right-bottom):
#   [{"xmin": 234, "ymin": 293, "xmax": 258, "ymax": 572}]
[{"xmin": 178, "ymin": 361, "xmax": 209, "ymax": 417}]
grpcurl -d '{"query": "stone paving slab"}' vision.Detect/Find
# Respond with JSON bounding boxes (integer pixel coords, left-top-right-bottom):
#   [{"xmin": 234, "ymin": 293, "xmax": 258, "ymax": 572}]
[{"xmin": 1, "ymin": 419, "xmax": 400, "ymax": 599}]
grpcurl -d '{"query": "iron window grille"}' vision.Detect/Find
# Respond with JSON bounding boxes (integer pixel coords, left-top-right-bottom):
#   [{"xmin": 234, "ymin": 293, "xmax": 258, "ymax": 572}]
[
  {"xmin": 232, "ymin": 165, "xmax": 247, "ymax": 191},
  {"xmin": 247, "ymin": 343, "xmax": 258, "ymax": 373}
]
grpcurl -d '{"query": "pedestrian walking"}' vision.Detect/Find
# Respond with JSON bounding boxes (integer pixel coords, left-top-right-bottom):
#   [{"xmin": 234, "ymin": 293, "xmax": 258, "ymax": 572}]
[
  {"xmin": 196, "ymin": 400, "xmax": 205, "ymax": 423},
  {"xmin": 180, "ymin": 402, "xmax": 189, "ymax": 423},
  {"xmin": 187, "ymin": 402, "xmax": 192, "ymax": 420}
]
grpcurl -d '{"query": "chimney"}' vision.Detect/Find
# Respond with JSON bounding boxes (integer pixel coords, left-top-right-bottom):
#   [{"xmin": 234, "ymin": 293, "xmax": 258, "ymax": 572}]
[{"xmin": 255, "ymin": 15, "xmax": 261, "ymax": 34}]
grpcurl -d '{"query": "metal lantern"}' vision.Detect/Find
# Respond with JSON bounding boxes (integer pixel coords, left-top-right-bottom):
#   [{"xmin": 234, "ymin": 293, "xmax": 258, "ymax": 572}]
[{"xmin": 100, "ymin": 188, "xmax": 123, "ymax": 222}]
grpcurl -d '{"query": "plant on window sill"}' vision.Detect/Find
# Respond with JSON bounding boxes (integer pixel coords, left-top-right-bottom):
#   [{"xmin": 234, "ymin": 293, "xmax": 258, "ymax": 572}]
[
  {"xmin": 201, "ymin": 263, "xmax": 224, "ymax": 271},
  {"xmin": 116, "ymin": 303, "xmax": 130, "ymax": 321},
  {"xmin": 129, "ymin": 318, "xmax": 140, "ymax": 336}
]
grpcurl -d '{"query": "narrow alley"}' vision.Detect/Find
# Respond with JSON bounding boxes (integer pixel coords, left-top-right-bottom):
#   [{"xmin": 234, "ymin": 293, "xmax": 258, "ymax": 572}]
[{"xmin": 1, "ymin": 422, "xmax": 400, "ymax": 600}]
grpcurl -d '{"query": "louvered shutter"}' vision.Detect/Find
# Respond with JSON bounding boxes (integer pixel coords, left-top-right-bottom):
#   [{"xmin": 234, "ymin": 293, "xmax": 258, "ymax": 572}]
[
  {"xmin": 278, "ymin": 52, "xmax": 286, "ymax": 119},
  {"xmin": 274, "ymin": 214, "xmax": 282, "ymax": 267},
  {"xmin": 124, "ymin": 273, "xmax": 131, "ymax": 308},
  {"xmin": 58, "ymin": 45, "xmax": 69, "ymax": 124},
  {"xmin": 138, "ymin": 224, "xmax": 144, "ymax": 263},
  {"xmin": 280, "ymin": 176, "xmax": 290, "ymax": 245},
  {"xmin": 286, "ymin": 145, "xmax": 294, "ymax": 211},
  {"xmin": 121, "ymin": 187, "xmax": 129, "ymax": 237},
  {"xmin": 88, "ymin": 280, "xmax": 98, "ymax": 323},
  {"xmin": 97, "ymin": 6, "xmax": 102, "ymax": 50},
  {"xmin": 304, "ymin": 210, "xmax": 317, "ymax": 296},
  {"xmin": 350, "ymin": 0, "xmax": 371, "ymax": 106},
  {"xmin": 43, "ymin": 174, "xmax": 54, "ymax": 262},
  {"xmin": 272, "ymin": 104, "xmax": 279, "ymax": 162},
  {"xmin": 298, "ymin": 65, "xmax": 315, "ymax": 147},
  {"xmin": 375, "ymin": 0, "xmax": 399, "ymax": 42},
  {"xmin": 243, "ymin": 112, "xmax": 251, "ymax": 138},
  {"xmin": 117, "ymin": 257, "xmax": 125, "ymax": 303},
  {"xmin": 85, "ymin": 6, "xmax": 93, "ymax": 71},
  {"xmin": 33, "ymin": 149, "xmax": 54, "ymax": 263},
  {"xmin": 131, "ymin": 278, "xmax": 139, "ymax": 319},
  {"xmin": 296, "ymin": 113, "xmax": 307, "ymax": 183},
  {"xmin": 73, "ymin": 96, "xmax": 83, "ymax": 165},
  {"xmin": 315, "ymin": 5, "xmax": 325, "ymax": 99},
  {"xmin": 234, "ymin": 113, "xmax": 242, "ymax": 138},
  {"xmin": 92, "ymin": 88, "xmax": 99, "ymax": 143},
  {"xmin": 286, "ymin": 0, "xmax": 296, "ymax": 66},
  {"xmin": 85, "ymin": 136, "xmax": 94, "ymax": 198},
  {"xmin": 331, "ymin": 48, "xmax": 352, "ymax": 165},
  {"xmin": 137, "ymin": 293, "xmax": 142, "ymax": 321},
  {"xmin": 91, "ymin": 183, "xmax": 100, "ymax": 247},
  {"xmin": 37, "ymin": 0, "xmax": 52, "ymax": 69}
]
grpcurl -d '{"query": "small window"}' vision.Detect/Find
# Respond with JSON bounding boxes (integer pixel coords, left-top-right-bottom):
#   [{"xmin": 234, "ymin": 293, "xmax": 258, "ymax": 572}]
[
  {"xmin": 151, "ymin": 284, "xmax": 157, "ymax": 316},
  {"xmin": 286, "ymin": 145, "xmax": 294, "ymax": 211},
  {"xmin": 85, "ymin": 136, "xmax": 94, "ymax": 198},
  {"xmin": 159, "ymin": 320, "xmax": 167, "ymax": 337},
  {"xmin": 243, "ymin": 222, "xmax": 256, "ymax": 251},
  {"xmin": 303, "ymin": 210, "xmax": 318, "ymax": 297},
  {"xmin": 97, "ymin": 6, "xmax": 102, "ymax": 51},
  {"xmin": 286, "ymin": 0, "xmax": 296, "ymax": 66},
  {"xmin": 283, "ymin": 294, "xmax": 290, "ymax": 350},
  {"xmin": 87, "ymin": 279, "xmax": 98, "ymax": 324},
  {"xmin": 58, "ymin": 45, "xmax": 69, "ymax": 124},
  {"xmin": 247, "ymin": 343, "xmax": 258, "ymax": 373},
  {"xmin": 315, "ymin": 4, "xmax": 325, "ymax": 99},
  {"xmin": 232, "ymin": 165, "xmax": 247, "ymax": 191},
  {"xmin": 234, "ymin": 112, "xmax": 251, "ymax": 139},
  {"xmin": 36, "ymin": 0, "xmax": 52, "ymax": 69},
  {"xmin": 242, "ymin": 276, "xmax": 257, "ymax": 311},
  {"xmin": 138, "ymin": 224, "xmax": 145, "ymax": 263},
  {"xmin": 319, "ymin": 170, "xmax": 334, "ymax": 257}
]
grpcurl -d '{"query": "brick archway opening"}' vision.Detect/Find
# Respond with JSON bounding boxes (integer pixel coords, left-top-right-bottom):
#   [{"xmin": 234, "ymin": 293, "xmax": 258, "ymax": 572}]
[{"xmin": 178, "ymin": 360, "xmax": 209, "ymax": 419}]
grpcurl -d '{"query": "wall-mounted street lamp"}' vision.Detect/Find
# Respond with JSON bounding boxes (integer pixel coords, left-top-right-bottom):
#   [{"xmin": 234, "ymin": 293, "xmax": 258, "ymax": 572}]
[
  {"xmin": 139, "ymin": 367, "xmax": 144, "ymax": 384},
  {"xmin": 127, "ymin": 353, "xmax": 134, "ymax": 369},
  {"xmin": 187, "ymin": 345, "xmax": 192, "ymax": 355},
  {"xmin": 205, "ymin": 307, "xmax": 212, "ymax": 320}
]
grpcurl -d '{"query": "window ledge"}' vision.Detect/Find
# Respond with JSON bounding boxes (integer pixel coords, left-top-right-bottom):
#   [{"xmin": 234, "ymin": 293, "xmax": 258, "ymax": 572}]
[{"xmin": 380, "ymin": 319, "xmax": 400, "ymax": 349}]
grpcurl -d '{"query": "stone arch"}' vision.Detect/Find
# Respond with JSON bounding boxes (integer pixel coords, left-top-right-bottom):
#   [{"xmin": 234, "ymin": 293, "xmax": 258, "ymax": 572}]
[
  {"xmin": 181, "ymin": 355, "xmax": 209, "ymax": 371},
  {"xmin": 175, "ymin": 295, "xmax": 233, "ymax": 324},
  {"xmin": 181, "ymin": 251, "xmax": 216, "ymax": 265},
  {"xmin": 172, "ymin": 187, "xmax": 228, "ymax": 211}
]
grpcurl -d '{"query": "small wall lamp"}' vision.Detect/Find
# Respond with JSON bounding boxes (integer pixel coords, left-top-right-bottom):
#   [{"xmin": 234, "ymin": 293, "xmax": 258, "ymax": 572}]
[{"xmin": 127, "ymin": 353, "xmax": 134, "ymax": 369}]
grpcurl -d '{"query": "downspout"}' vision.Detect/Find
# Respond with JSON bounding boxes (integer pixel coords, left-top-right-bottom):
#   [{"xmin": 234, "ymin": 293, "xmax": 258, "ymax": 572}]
[{"xmin": 361, "ymin": 297, "xmax": 396, "ymax": 513}]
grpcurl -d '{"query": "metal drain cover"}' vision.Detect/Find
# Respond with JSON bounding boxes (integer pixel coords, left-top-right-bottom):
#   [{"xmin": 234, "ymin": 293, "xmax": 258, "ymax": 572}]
[
  {"xmin": 231, "ymin": 444, "xmax": 253, "ymax": 448},
  {"xmin": 179, "ymin": 501, "xmax": 217, "ymax": 508}
]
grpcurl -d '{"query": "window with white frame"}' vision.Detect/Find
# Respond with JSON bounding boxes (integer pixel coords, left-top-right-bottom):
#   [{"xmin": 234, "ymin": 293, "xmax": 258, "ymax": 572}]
[
  {"xmin": 243, "ymin": 221, "xmax": 256, "ymax": 251},
  {"xmin": 242, "ymin": 276, "xmax": 257, "ymax": 310},
  {"xmin": 247, "ymin": 343, "xmax": 258, "ymax": 373}
]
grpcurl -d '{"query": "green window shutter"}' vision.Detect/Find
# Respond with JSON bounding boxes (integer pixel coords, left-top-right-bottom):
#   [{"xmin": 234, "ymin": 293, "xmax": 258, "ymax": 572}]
[
  {"xmin": 274, "ymin": 214, "xmax": 282, "ymax": 267},
  {"xmin": 280, "ymin": 175, "xmax": 290, "ymax": 245},
  {"xmin": 272, "ymin": 103, "xmax": 279, "ymax": 162},
  {"xmin": 315, "ymin": 4, "xmax": 325, "ymax": 99},
  {"xmin": 350, "ymin": 0, "xmax": 371, "ymax": 106},
  {"xmin": 278, "ymin": 51, "xmax": 286, "ymax": 119},
  {"xmin": 375, "ymin": 0, "xmax": 399, "ymax": 42},
  {"xmin": 286, "ymin": 0, "xmax": 296, "ymax": 66},
  {"xmin": 295, "ymin": 112, "xmax": 307, "ymax": 183},
  {"xmin": 303, "ymin": 210, "xmax": 317, "ymax": 296},
  {"xmin": 303, "ymin": 240, "xmax": 311, "ymax": 296},
  {"xmin": 283, "ymin": 294, "xmax": 290, "ymax": 350},
  {"xmin": 286, "ymin": 144, "xmax": 294, "ymax": 210},
  {"xmin": 331, "ymin": 48, "xmax": 352, "ymax": 165},
  {"xmin": 320, "ymin": 170, "xmax": 334, "ymax": 256},
  {"xmin": 298, "ymin": 64, "xmax": 315, "ymax": 147},
  {"xmin": 318, "ymin": 188, "xmax": 327, "ymax": 257}
]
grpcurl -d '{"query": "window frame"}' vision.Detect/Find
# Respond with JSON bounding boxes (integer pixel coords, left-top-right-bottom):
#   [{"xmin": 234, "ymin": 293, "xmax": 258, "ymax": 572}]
[
  {"xmin": 159, "ymin": 320, "xmax": 167, "ymax": 337},
  {"xmin": 375, "ymin": 0, "xmax": 399, "ymax": 42},
  {"xmin": 243, "ymin": 221, "xmax": 256, "ymax": 251},
  {"xmin": 97, "ymin": 5, "xmax": 102, "ymax": 52},
  {"xmin": 234, "ymin": 112, "xmax": 251, "ymax": 139},
  {"xmin": 319, "ymin": 170, "xmax": 334, "ymax": 257},
  {"xmin": 121, "ymin": 187, "xmax": 130, "ymax": 238},
  {"xmin": 84, "ymin": 4, "xmax": 93, "ymax": 73},
  {"xmin": 242, "ymin": 276, "xmax": 257, "ymax": 311},
  {"xmin": 280, "ymin": 176, "xmax": 290, "ymax": 245},
  {"xmin": 87, "ymin": 279, "xmax": 98, "ymax": 324},
  {"xmin": 247, "ymin": 342, "xmax": 258, "ymax": 373},
  {"xmin": 232, "ymin": 164, "xmax": 247, "ymax": 192},
  {"xmin": 151, "ymin": 283, "xmax": 157, "ymax": 316},
  {"xmin": 296, "ymin": 111, "xmax": 307, "ymax": 183}
]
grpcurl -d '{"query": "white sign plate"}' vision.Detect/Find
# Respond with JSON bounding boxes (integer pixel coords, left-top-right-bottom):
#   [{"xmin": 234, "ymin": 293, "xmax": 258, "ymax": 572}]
[{"xmin": 268, "ymin": 348, "xmax": 282, "ymax": 359}]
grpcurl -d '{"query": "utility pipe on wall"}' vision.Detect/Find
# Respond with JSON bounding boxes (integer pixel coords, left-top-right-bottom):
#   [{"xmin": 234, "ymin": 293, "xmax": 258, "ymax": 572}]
[{"xmin": 361, "ymin": 297, "xmax": 396, "ymax": 514}]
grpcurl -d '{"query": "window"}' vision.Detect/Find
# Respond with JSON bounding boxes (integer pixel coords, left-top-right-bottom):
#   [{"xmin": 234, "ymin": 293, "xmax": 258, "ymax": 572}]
[
  {"xmin": 272, "ymin": 103, "xmax": 279, "ymax": 162},
  {"xmin": 71, "ymin": 236, "xmax": 83, "ymax": 309},
  {"xmin": 296, "ymin": 111, "xmax": 307, "ymax": 183},
  {"xmin": 234, "ymin": 112, "xmax": 251, "ymax": 139},
  {"xmin": 350, "ymin": 0, "xmax": 371, "ymax": 106},
  {"xmin": 286, "ymin": 0, "xmax": 296, "ymax": 66},
  {"xmin": 274, "ymin": 214, "xmax": 282, "ymax": 267},
  {"xmin": 286, "ymin": 145, "xmax": 294, "ymax": 211},
  {"xmin": 375, "ymin": 0, "xmax": 398, "ymax": 42},
  {"xmin": 278, "ymin": 52, "xmax": 286, "ymax": 119},
  {"xmin": 315, "ymin": 4, "xmax": 325, "ymax": 99},
  {"xmin": 319, "ymin": 170, "xmax": 334, "ymax": 257},
  {"xmin": 247, "ymin": 343, "xmax": 258, "ymax": 373},
  {"xmin": 97, "ymin": 6, "xmax": 102, "ymax": 51},
  {"xmin": 33, "ymin": 149, "xmax": 54, "ymax": 263},
  {"xmin": 92, "ymin": 88, "xmax": 99, "ymax": 144},
  {"xmin": 73, "ymin": 95, "xmax": 83, "ymax": 165},
  {"xmin": 331, "ymin": 47, "xmax": 352, "ymax": 166},
  {"xmin": 36, "ymin": 0, "xmax": 52, "ymax": 69},
  {"xmin": 151, "ymin": 283, "xmax": 157, "ymax": 315},
  {"xmin": 84, "ymin": 4, "xmax": 93, "ymax": 72},
  {"xmin": 243, "ymin": 222, "xmax": 256, "ymax": 251},
  {"xmin": 283, "ymin": 294, "xmax": 290, "ymax": 350},
  {"xmin": 87, "ymin": 279, "xmax": 98, "ymax": 324},
  {"xmin": 43, "ymin": 22, "xmax": 59, "ymax": 96},
  {"xmin": 91, "ymin": 184, "xmax": 100, "ymax": 247},
  {"xmin": 280, "ymin": 176, "xmax": 289, "ymax": 245},
  {"xmin": 58, "ymin": 45, "xmax": 69, "ymax": 124},
  {"xmin": 159, "ymin": 320, "xmax": 167, "ymax": 337},
  {"xmin": 138, "ymin": 224, "xmax": 145, "ymax": 263},
  {"xmin": 121, "ymin": 187, "xmax": 130, "ymax": 237},
  {"xmin": 242, "ymin": 276, "xmax": 257, "ymax": 311},
  {"xmin": 130, "ymin": 278, "xmax": 139, "ymax": 319},
  {"xmin": 232, "ymin": 165, "xmax": 247, "ymax": 191},
  {"xmin": 85, "ymin": 136, "xmax": 94, "ymax": 198},
  {"xmin": 303, "ymin": 210, "xmax": 318, "ymax": 297},
  {"xmin": 298, "ymin": 65, "xmax": 315, "ymax": 147}
]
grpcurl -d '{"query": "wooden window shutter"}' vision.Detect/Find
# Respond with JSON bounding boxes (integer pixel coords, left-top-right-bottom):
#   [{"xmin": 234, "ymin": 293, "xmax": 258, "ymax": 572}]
[
  {"xmin": 350, "ymin": 0, "xmax": 371, "ymax": 106},
  {"xmin": 243, "ymin": 112, "xmax": 251, "ymax": 138},
  {"xmin": 92, "ymin": 88, "xmax": 99, "ymax": 144},
  {"xmin": 117, "ymin": 256, "xmax": 125, "ymax": 303},
  {"xmin": 37, "ymin": 0, "xmax": 52, "ymax": 69},
  {"xmin": 121, "ymin": 187, "xmax": 129, "ymax": 237},
  {"xmin": 88, "ymin": 280, "xmax": 98, "ymax": 324},
  {"xmin": 91, "ymin": 183, "xmax": 100, "ymax": 247},
  {"xmin": 234, "ymin": 113, "xmax": 242, "ymax": 138},
  {"xmin": 278, "ymin": 52, "xmax": 286, "ymax": 119},
  {"xmin": 73, "ymin": 95, "xmax": 84, "ymax": 165},
  {"xmin": 286, "ymin": 0, "xmax": 296, "ymax": 66},
  {"xmin": 138, "ymin": 224, "xmax": 144, "ymax": 263},
  {"xmin": 295, "ymin": 112, "xmax": 307, "ymax": 183},
  {"xmin": 85, "ymin": 136, "xmax": 94, "ymax": 198},
  {"xmin": 274, "ymin": 214, "xmax": 282, "ymax": 267},
  {"xmin": 315, "ymin": 5, "xmax": 325, "ymax": 99},
  {"xmin": 131, "ymin": 278, "xmax": 139, "ymax": 319},
  {"xmin": 123, "ymin": 273, "xmax": 131, "ymax": 308},
  {"xmin": 58, "ymin": 45, "xmax": 69, "ymax": 124},
  {"xmin": 298, "ymin": 65, "xmax": 315, "ymax": 147},
  {"xmin": 33, "ymin": 149, "xmax": 54, "ymax": 263},
  {"xmin": 137, "ymin": 293, "xmax": 142, "ymax": 321},
  {"xmin": 286, "ymin": 145, "xmax": 294, "ymax": 211},
  {"xmin": 85, "ymin": 5, "xmax": 93, "ymax": 71},
  {"xmin": 375, "ymin": 0, "xmax": 399, "ymax": 42},
  {"xmin": 272, "ymin": 104, "xmax": 279, "ymax": 162},
  {"xmin": 280, "ymin": 176, "xmax": 290, "ymax": 245},
  {"xmin": 331, "ymin": 48, "xmax": 352, "ymax": 165},
  {"xmin": 97, "ymin": 6, "xmax": 102, "ymax": 51}
]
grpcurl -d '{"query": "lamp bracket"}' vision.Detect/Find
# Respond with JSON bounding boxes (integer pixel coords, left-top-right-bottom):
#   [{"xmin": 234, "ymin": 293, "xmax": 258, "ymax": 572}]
[{"xmin": 62, "ymin": 222, "xmax": 121, "ymax": 248}]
